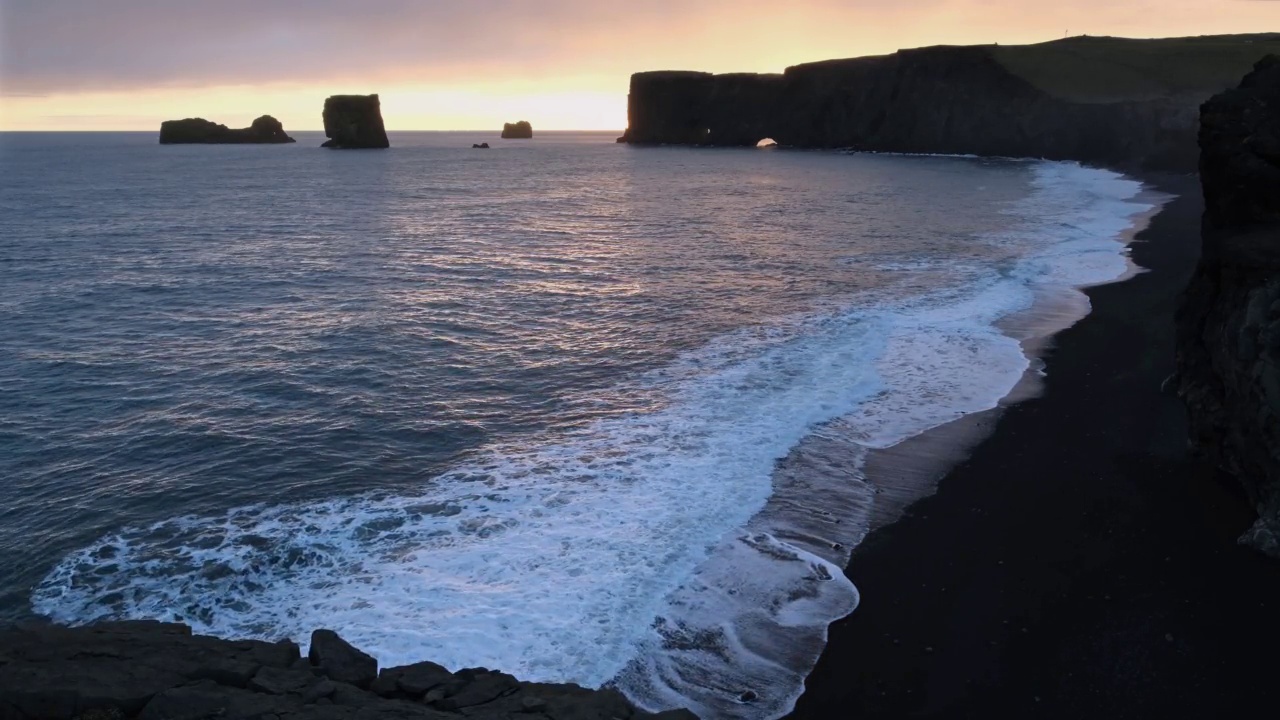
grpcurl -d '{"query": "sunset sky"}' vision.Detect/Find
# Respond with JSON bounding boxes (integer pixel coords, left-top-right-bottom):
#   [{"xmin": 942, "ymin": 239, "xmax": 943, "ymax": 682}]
[{"xmin": 1, "ymin": 0, "xmax": 1277, "ymax": 131}]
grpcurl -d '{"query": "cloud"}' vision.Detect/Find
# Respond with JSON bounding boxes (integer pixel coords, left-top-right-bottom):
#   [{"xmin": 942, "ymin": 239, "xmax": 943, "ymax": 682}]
[
  {"xmin": 0, "ymin": 1, "xmax": 784, "ymax": 94},
  {"xmin": 1, "ymin": 0, "xmax": 1275, "ymax": 97}
]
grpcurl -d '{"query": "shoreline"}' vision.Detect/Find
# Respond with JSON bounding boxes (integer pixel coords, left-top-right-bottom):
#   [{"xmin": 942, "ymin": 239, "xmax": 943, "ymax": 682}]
[
  {"xmin": 853, "ymin": 178, "xmax": 1176, "ymax": 540},
  {"xmin": 786, "ymin": 173, "xmax": 1280, "ymax": 718}
]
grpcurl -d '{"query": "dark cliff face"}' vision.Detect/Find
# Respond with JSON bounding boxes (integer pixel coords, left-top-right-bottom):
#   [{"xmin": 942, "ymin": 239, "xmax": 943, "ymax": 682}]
[
  {"xmin": 621, "ymin": 42, "xmax": 1254, "ymax": 171},
  {"xmin": 501, "ymin": 121, "xmax": 533, "ymax": 139},
  {"xmin": 322, "ymin": 95, "xmax": 390, "ymax": 149},
  {"xmin": 1177, "ymin": 56, "xmax": 1280, "ymax": 558},
  {"xmin": 159, "ymin": 115, "xmax": 295, "ymax": 144}
]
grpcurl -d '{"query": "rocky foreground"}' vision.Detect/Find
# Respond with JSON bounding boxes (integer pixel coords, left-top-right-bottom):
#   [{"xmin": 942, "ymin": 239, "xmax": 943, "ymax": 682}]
[{"xmin": 0, "ymin": 621, "xmax": 696, "ymax": 720}]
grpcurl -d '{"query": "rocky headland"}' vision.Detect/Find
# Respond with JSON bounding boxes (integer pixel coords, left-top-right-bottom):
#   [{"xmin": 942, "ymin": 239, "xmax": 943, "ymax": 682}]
[
  {"xmin": 322, "ymin": 95, "xmax": 390, "ymax": 149},
  {"xmin": 1176, "ymin": 55, "xmax": 1280, "ymax": 558},
  {"xmin": 158, "ymin": 116, "xmax": 295, "ymax": 144},
  {"xmin": 0, "ymin": 621, "xmax": 696, "ymax": 720},
  {"xmin": 620, "ymin": 34, "xmax": 1280, "ymax": 172},
  {"xmin": 501, "ymin": 121, "xmax": 533, "ymax": 139}
]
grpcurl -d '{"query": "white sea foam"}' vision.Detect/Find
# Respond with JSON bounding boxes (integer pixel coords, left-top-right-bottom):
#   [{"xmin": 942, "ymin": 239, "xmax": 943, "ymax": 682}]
[{"xmin": 32, "ymin": 160, "xmax": 1160, "ymax": 720}]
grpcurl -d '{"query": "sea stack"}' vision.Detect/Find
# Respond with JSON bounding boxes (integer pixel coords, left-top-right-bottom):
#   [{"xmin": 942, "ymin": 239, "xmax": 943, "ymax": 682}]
[
  {"xmin": 321, "ymin": 94, "xmax": 390, "ymax": 149},
  {"xmin": 159, "ymin": 115, "xmax": 295, "ymax": 144},
  {"xmin": 1176, "ymin": 55, "xmax": 1280, "ymax": 558},
  {"xmin": 501, "ymin": 121, "xmax": 533, "ymax": 139}
]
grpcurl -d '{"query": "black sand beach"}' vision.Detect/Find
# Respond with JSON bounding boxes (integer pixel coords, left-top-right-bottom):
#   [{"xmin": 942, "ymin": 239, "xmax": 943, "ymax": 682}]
[{"xmin": 788, "ymin": 175, "xmax": 1280, "ymax": 720}]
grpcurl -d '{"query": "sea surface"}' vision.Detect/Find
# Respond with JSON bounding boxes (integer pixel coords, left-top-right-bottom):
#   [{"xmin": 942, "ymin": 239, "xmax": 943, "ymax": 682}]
[{"xmin": 0, "ymin": 131, "xmax": 1157, "ymax": 718}]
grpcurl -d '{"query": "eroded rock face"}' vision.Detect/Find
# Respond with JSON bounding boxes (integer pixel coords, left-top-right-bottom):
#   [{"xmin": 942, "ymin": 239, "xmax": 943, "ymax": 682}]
[
  {"xmin": 501, "ymin": 121, "xmax": 533, "ymax": 139},
  {"xmin": 620, "ymin": 44, "xmax": 1230, "ymax": 171},
  {"xmin": 1177, "ymin": 55, "xmax": 1280, "ymax": 557},
  {"xmin": 159, "ymin": 115, "xmax": 296, "ymax": 144},
  {"xmin": 322, "ymin": 94, "xmax": 390, "ymax": 149},
  {"xmin": 0, "ymin": 621, "xmax": 699, "ymax": 720}
]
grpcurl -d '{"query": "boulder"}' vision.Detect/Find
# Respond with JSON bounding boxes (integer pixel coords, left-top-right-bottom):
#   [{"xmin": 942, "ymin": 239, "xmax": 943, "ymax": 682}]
[
  {"xmin": 321, "ymin": 94, "xmax": 391, "ymax": 149},
  {"xmin": 501, "ymin": 121, "xmax": 533, "ymax": 139},
  {"xmin": 472, "ymin": 142, "xmax": 490, "ymax": 149},
  {"xmin": 159, "ymin": 115, "xmax": 296, "ymax": 144},
  {"xmin": 1176, "ymin": 55, "xmax": 1280, "ymax": 557},
  {"xmin": 308, "ymin": 630, "xmax": 378, "ymax": 689},
  {"xmin": 372, "ymin": 661, "xmax": 454, "ymax": 699}
]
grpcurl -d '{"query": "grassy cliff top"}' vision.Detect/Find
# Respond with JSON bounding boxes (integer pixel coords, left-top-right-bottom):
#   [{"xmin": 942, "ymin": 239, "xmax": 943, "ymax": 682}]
[{"xmin": 992, "ymin": 34, "xmax": 1280, "ymax": 103}]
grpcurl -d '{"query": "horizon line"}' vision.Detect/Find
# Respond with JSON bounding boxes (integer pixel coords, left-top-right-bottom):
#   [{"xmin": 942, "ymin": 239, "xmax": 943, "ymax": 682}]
[{"xmin": 0, "ymin": 129, "xmax": 627, "ymax": 134}]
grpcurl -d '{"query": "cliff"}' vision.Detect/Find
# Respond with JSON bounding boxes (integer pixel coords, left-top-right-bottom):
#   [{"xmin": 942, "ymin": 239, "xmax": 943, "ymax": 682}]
[
  {"xmin": 159, "ymin": 115, "xmax": 295, "ymax": 144},
  {"xmin": 501, "ymin": 121, "xmax": 533, "ymax": 139},
  {"xmin": 0, "ymin": 621, "xmax": 696, "ymax": 720},
  {"xmin": 1176, "ymin": 56, "xmax": 1280, "ymax": 558},
  {"xmin": 322, "ymin": 95, "xmax": 390, "ymax": 149},
  {"xmin": 621, "ymin": 34, "xmax": 1280, "ymax": 171}
]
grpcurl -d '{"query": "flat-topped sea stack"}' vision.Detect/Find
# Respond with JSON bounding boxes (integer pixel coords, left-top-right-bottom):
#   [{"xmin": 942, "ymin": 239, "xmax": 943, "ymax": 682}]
[
  {"xmin": 501, "ymin": 121, "xmax": 533, "ymax": 139},
  {"xmin": 1177, "ymin": 55, "xmax": 1280, "ymax": 558},
  {"xmin": 621, "ymin": 33, "xmax": 1280, "ymax": 171},
  {"xmin": 322, "ymin": 94, "xmax": 390, "ymax": 149},
  {"xmin": 159, "ymin": 115, "xmax": 295, "ymax": 144}
]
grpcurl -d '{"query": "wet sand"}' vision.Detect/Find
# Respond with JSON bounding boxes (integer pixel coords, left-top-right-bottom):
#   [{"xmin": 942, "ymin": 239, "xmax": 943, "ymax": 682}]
[{"xmin": 786, "ymin": 174, "xmax": 1280, "ymax": 719}]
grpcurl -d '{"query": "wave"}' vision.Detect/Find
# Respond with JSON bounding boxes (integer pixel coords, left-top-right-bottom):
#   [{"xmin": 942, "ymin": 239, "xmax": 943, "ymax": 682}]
[{"xmin": 31, "ymin": 160, "xmax": 1159, "ymax": 720}]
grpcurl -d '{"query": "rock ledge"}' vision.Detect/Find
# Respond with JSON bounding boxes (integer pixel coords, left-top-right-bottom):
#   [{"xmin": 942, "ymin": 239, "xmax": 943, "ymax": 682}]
[{"xmin": 0, "ymin": 621, "xmax": 697, "ymax": 720}]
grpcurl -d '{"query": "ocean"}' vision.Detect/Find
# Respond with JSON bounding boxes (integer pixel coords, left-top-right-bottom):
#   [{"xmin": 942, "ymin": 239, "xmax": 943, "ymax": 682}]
[{"xmin": 0, "ymin": 131, "xmax": 1159, "ymax": 718}]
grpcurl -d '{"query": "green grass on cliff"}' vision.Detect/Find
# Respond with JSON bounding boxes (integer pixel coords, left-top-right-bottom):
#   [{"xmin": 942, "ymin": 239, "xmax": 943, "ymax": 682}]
[{"xmin": 992, "ymin": 34, "xmax": 1280, "ymax": 103}]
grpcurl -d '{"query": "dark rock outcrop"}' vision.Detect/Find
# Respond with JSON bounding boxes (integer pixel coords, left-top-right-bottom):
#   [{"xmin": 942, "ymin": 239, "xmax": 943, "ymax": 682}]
[
  {"xmin": 621, "ymin": 35, "xmax": 1280, "ymax": 171},
  {"xmin": 322, "ymin": 95, "xmax": 390, "ymax": 149},
  {"xmin": 308, "ymin": 630, "xmax": 377, "ymax": 689},
  {"xmin": 1176, "ymin": 56, "xmax": 1280, "ymax": 557},
  {"xmin": 472, "ymin": 142, "xmax": 490, "ymax": 149},
  {"xmin": 159, "ymin": 115, "xmax": 295, "ymax": 144},
  {"xmin": 0, "ymin": 621, "xmax": 698, "ymax": 720},
  {"xmin": 501, "ymin": 121, "xmax": 533, "ymax": 139}
]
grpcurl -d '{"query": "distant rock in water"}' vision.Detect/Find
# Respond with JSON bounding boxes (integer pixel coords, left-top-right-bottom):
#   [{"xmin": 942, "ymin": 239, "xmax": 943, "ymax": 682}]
[
  {"xmin": 472, "ymin": 142, "xmax": 490, "ymax": 149},
  {"xmin": 159, "ymin": 115, "xmax": 295, "ymax": 144},
  {"xmin": 501, "ymin": 121, "xmax": 533, "ymax": 139},
  {"xmin": 1176, "ymin": 55, "xmax": 1280, "ymax": 558},
  {"xmin": 321, "ymin": 94, "xmax": 390, "ymax": 149},
  {"xmin": 0, "ymin": 621, "xmax": 700, "ymax": 719}
]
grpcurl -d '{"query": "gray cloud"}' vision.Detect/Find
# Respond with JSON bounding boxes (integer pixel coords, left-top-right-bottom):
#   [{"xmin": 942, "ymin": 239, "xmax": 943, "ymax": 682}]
[
  {"xmin": 1, "ymin": 1, "xmax": 1268, "ymax": 96},
  {"xmin": 0, "ymin": 0, "xmax": 788, "ymax": 94}
]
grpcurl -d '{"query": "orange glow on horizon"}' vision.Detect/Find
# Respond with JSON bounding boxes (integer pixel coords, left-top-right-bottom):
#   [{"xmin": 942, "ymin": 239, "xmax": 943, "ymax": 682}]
[{"xmin": 2, "ymin": 0, "xmax": 1277, "ymax": 132}]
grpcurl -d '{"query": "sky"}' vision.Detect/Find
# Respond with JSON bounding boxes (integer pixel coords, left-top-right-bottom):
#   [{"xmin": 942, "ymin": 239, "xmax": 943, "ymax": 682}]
[{"xmin": 1, "ymin": 0, "xmax": 1277, "ymax": 131}]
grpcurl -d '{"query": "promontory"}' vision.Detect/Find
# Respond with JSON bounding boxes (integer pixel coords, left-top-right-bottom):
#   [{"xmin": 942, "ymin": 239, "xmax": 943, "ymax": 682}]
[
  {"xmin": 158, "ymin": 115, "xmax": 295, "ymax": 144},
  {"xmin": 619, "ymin": 33, "xmax": 1280, "ymax": 172},
  {"xmin": 322, "ymin": 94, "xmax": 390, "ymax": 149}
]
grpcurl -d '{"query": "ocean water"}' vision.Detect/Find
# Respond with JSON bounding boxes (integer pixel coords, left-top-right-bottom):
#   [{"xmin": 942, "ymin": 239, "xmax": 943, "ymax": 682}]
[{"xmin": 0, "ymin": 131, "xmax": 1157, "ymax": 718}]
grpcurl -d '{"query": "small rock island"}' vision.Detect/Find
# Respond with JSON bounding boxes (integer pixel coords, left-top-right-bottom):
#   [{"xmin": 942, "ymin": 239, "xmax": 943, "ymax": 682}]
[
  {"xmin": 501, "ymin": 121, "xmax": 533, "ymax": 139},
  {"xmin": 322, "ymin": 94, "xmax": 390, "ymax": 149},
  {"xmin": 158, "ymin": 115, "xmax": 295, "ymax": 144}
]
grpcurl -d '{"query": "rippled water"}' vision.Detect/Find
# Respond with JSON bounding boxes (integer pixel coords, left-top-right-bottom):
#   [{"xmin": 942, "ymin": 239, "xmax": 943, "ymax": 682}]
[{"xmin": 0, "ymin": 131, "xmax": 1155, "ymax": 718}]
